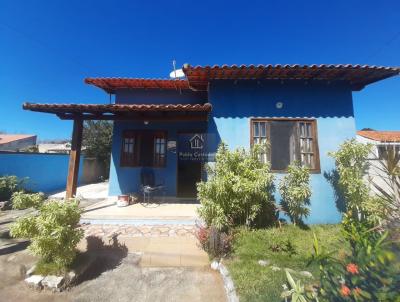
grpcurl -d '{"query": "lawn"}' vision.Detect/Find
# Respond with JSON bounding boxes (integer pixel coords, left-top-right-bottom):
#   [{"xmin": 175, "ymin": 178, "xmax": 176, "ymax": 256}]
[{"xmin": 225, "ymin": 224, "xmax": 346, "ymax": 302}]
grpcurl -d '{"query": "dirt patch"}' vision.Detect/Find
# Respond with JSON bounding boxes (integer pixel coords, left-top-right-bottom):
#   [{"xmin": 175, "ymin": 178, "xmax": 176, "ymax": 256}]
[{"xmin": 0, "ymin": 244, "xmax": 225, "ymax": 302}]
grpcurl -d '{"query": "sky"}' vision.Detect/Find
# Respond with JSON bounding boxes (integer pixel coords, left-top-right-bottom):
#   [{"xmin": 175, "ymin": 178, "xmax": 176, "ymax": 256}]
[{"xmin": 0, "ymin": 0, "xmax": 399, "ymax": 141}]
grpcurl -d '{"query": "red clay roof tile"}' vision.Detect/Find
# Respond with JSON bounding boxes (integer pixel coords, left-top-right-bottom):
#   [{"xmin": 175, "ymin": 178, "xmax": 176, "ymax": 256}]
[
  {"xmin": 357, "ymin": 130, "xmax": 400, "ymax": 142},
  {"xmin": 84, "ymin": 78, "xmax": 190, "ymax": 93},
  {"xmin": 182, "ymin": 64, "xmax": 400, "ymax": 91}
]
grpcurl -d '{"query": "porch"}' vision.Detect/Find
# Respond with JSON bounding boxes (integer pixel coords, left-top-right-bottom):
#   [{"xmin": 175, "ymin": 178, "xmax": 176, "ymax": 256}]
[
  {"xmin": 50, "ymin": 182, "xmax": 200, "ymax": 224},
  {"xmin": 81, "ymin": 199, "xmax": 199, "ymax": 224},
  {"xmin": 23, "ymin": 102, "xmax": 212, "ymax": 200}
]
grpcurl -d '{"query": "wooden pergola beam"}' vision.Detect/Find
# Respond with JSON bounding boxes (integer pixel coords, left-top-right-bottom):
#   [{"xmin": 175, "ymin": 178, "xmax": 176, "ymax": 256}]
[{"xmin": 66, "ymin": 119, "xmax": 83, "ymax": 199}]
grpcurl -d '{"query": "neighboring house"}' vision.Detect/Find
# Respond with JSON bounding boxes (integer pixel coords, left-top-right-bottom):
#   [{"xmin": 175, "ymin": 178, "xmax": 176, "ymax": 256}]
[
  {"xmin": 38, "ymin": 143, "xmax": 72, "ymax": 154},
  {"xmin": 23, "ymin": 64, "xmax": 400, "ymax": 223},
  {"xmin": 357, "ymin": 129, "xmax": 400, "ymax": 194},
  {"xmin": 0, "ymin": 134, "xmax": 37, "ymax": 151}
]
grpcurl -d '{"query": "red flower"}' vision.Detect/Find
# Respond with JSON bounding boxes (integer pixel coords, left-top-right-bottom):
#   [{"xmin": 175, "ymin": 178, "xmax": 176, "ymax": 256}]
[
  {"xmin": 340, "ymin": 285, "xmax": 351, "ymax": 297},
  {"xmin": 346, "ymin": 263, "xmax": 359, "ymax": 274}
]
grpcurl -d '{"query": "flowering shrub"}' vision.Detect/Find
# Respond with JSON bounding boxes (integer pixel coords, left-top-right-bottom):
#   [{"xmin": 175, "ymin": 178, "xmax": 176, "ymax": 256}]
[
  {"xmin": 311, "ymin": 223, "xmax": 400, "ymax": 301},
  {"xmin": 197, "ymin": 143, "xmax": 275, "ymax": 230},
  {"xmin": 10, "ymin": 199, "xmax": 84, "ymax": 269},
  {"xmin": 196, "ymin": 225, "xmax": 232, "ymax": 259}
]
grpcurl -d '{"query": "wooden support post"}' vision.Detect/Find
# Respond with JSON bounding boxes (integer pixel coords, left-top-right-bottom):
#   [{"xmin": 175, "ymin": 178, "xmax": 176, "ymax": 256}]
[{"xmin": 66, "ymin": 119, "xmax": 83, "ymax": 199}]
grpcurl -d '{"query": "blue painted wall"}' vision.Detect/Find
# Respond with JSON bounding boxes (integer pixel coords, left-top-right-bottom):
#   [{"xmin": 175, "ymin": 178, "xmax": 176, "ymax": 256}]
[
  {"xmin": 109, "ymin": 80, "xmax": 356, "ymax": 224},
  {"xmin": 0, "ymin": 152, "xmax": 83, "ymax": 193},
  {"xmin": 208, "ymin": 80, "xmax": 356, "ymax": 224}
]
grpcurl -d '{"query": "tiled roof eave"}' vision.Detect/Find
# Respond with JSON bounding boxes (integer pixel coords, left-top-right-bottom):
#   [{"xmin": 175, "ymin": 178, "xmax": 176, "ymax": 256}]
[
  {"xmin": 22, "ymin": 102, "xmax": 212, "ymax": 121},
  {"xmin": 182, "ymin": 64, "xmax": 400, "ymax": 91}
]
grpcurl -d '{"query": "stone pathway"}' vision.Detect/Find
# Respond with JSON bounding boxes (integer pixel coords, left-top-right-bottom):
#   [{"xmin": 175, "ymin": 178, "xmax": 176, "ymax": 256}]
[{"xmin": 80, "ymin": 223, "xmax": 197, "ymax": 238}]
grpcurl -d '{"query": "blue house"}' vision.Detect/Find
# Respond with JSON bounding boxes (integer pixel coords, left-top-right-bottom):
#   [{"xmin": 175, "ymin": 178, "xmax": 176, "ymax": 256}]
[{"xmin": 23, "ymin": 64, "xmax": 399, "ymax": 223}]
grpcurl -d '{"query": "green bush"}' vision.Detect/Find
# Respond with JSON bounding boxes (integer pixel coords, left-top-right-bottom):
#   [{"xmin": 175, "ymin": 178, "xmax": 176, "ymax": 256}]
[
  {"xmin": 328, "ymin": 139, "xmax": 376, "ymax": 224},
  {"xmin": 197, "ymin": 143, "xmax": 276, "ymax": 230},
  {"xmin": 10, "ymin": 199, "xmax": 84, "ymax": 269},
  {"xmin": 11, "ymin": 192, "xmax": 45, "ymax": 210},
  {"xmin": 0, "ymin": 175, "xmax": 26, "ymax": 201},
  {"xmin": 279, "ymin": 162, "xmax": 311, "ymax": 225}
]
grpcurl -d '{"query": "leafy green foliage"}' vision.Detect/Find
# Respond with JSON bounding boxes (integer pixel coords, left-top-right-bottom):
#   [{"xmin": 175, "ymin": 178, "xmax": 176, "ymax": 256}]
[
  {"xmin": 281, "ymin": 270, "xmax": 317, "ymax": 302},
  {"xmin": 0, "ymin": 175, "xmax": 26, "ymax": 201},
  {"xmin": 11, "ymin": 192, "xmax": 45, "ymax": 210},
  {"xmin": 311, "ymin": 222, "xmax": 400, "ymax": 301},
  {"xmin": 83, "ymin": 120, "xmax": 113, "ymax": 172},
  {"xmin": 268, "ymin": 235, "xmax": 297, "ymax": 256},
  {"xmin": 10, "ymin": 200, "xmax": 84, "ymax": 268},
  {"xmin": 197, "ymin": 143, "xmax": 276, "ymax": 230},
  {"xmin": 279, "ymin": 162, "xmax": 312, "ymax": 225},
  {"xmin": 328, "ymin": 139, "xmax": 375, "ymax": 223}
]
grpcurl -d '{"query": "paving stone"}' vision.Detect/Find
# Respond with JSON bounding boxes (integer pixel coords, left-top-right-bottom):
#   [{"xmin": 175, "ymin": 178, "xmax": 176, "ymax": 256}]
[
  {"xmin": 25, "ymin": 275, "xmax": 44, "ymax": 290},
  {"xmin": 42, "ymin": 275, "xmax": 65, "ymax": 291}
]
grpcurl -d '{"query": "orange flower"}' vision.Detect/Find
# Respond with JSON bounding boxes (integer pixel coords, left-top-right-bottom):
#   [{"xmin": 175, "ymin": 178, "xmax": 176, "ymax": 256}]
[
  {"xmin": 346, "ymin": 263, "xmax": 359, "ymax": 274},
  {"xmin": 340, "ymin": 285, "xmax": 351, "ymax": 297}
]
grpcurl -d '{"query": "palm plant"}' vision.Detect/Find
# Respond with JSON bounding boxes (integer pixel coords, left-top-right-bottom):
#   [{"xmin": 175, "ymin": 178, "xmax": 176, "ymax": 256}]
[{"xmin": 368, "ymin": 144, "xmax": 400, "ymax": 234}]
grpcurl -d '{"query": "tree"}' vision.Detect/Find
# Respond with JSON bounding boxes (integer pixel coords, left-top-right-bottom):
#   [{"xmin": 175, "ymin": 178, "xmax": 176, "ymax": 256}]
[{"xmin": 82, "ymin": 120, "xmax": 113, "ymax": 172}]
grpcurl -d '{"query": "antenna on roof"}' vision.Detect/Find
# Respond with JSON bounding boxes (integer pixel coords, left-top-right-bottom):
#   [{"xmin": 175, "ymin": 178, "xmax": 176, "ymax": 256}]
[
  {"xmin": 170, "ymin": 59, "xmax": 184, "ymax": 94},
  {"xmin": 169, "ymin": 60, "xmax": 185, "ymax": 79}
]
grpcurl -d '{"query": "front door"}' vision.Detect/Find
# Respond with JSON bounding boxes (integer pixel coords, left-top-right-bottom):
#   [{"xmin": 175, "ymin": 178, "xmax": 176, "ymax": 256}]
[{"xmin": 177, "ymin": 133, "xmax": 205, "ymax": 198}]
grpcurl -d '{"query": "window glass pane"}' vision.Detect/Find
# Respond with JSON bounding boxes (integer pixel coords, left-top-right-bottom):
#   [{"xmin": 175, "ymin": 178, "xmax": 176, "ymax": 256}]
[
  {"xmin": 260, "ymin": 122, "xmax": 266, "ymax": 137},
  {"xmin": 308, "ymin": 139, "xmax": 313, "ymax": 152},
  {"xmin": 254, "ymin": 122, "xmax": 259, "ymax": 137},
  {"xmin": 270, "ymin": 121, "xmax": 297, "ymax": 170},
  {"xmin": 306, "ymin": 123, "xmax": 312, "ymax": 137},
  {"xmin": 300, "ymin": 123, "xmax": 305, "ymax": 137}
]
